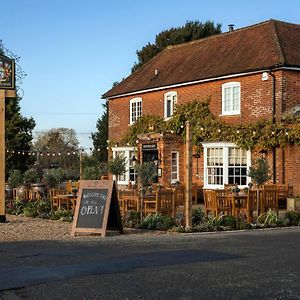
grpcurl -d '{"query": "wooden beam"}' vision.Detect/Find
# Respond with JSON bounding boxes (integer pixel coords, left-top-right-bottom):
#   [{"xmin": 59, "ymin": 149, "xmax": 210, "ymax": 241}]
[
  {"xmin": 185, "ymin": 121, "xmax": 192, "ymax": 228},
  {"xmin": 0, "ymin": 90, "xmax": 6, "ymax": 222}
]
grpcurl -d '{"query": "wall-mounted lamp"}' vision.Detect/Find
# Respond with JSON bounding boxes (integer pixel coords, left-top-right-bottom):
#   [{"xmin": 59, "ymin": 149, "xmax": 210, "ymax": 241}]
[{"xmin": 132, "ymin": 154, "xmax": 137, "ymax": 167}]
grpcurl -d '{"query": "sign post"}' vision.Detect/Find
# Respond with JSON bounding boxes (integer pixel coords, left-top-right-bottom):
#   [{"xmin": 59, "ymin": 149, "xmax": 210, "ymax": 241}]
[{"xmin": 0, "ymin": 55, "xmax": 15, "ymax": 222}]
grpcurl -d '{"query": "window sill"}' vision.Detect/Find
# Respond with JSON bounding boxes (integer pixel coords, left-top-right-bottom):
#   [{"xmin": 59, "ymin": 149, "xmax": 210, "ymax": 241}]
[{"xmin": 219, "ymin": 112, "xmax": 241, "ymax": 117}]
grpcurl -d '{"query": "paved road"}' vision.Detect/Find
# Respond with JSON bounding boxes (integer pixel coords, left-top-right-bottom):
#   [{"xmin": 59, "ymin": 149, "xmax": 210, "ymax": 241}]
[{"xmin": 0, "ymin": 228, "xmax": 300, "ymax": 299}]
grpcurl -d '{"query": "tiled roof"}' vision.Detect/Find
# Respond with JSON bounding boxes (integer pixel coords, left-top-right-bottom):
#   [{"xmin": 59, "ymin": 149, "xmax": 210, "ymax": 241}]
[{"xmin": 103, "ymin": 20, "xmax": 300, "ymax": 99}]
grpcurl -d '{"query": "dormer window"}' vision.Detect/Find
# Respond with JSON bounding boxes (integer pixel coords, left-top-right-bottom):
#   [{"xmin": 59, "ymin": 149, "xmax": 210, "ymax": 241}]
[
  {"xmin": 164, "ymin": 91, "xmax": 177, "ymax": 119},
  {"xmin": 222, "ymin": 82, "xmax": 240, "ymax": 115},
  {"xmin": 130, "ymin": 97, "xmax": 142, "ymax": 125}
]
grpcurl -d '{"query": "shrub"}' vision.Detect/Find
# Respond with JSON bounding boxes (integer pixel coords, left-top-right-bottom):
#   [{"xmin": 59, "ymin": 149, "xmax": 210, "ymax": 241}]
[
  {"xmin": 36, "ymin": 198, "xmax": 52, "ymax": 218},
  {"xmin": 284, "ymin": 210, "xmax": 300, "ymax": 226},
  {"xmin": 257, "ymin": 209, "xmax": 278, "ymax": 227},
  {"xmin": 23, "ymin": 202, "xmax": 38, "ymax": 218},
  {"xmin": 23, "ymin": 168, "xmax": 41, "ymax": 184},
  {"xmin": 8, "ymin": 169, "xmax": 23, "ymax": 187},
  {"xmin": 43, "ymin": 168, "xmax": 65, "ymax": 188},
  {"xmin": 49, "ymin": 209, "xmax": 73, "ymax": 222},
  {"xmin": 122, "ymin": 210, "xmax": 141, "ymax": 228},
  {"xmin": 138, "ymin": 213, "xmax": 176, "ymax": 231},
  {"xmin": 192, "ymin": 207, "xmax": 205, "ymax": 225},
  {"xmin": 209, "ymin": 213, "xmax": 237, "ymax": 230}
]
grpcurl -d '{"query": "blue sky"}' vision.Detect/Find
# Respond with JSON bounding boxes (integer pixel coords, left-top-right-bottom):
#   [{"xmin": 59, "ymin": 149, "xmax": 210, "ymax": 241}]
[{"xmin": 1, "ymin": 0, "xmax": 299, "ymax": 149}]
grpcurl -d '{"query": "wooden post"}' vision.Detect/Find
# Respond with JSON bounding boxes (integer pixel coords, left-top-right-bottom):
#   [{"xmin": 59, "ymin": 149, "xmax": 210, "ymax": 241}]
[
  {"xmin": 185, "ymin": 121, "xmax": 192, "ymax": 228},
  {"xmin": 0, "ymin": 90, "xmax": 6, "ymax": 222},
  {"xmin": 79, "ymin": 150, "xmax": 83, "ymax": 180}
]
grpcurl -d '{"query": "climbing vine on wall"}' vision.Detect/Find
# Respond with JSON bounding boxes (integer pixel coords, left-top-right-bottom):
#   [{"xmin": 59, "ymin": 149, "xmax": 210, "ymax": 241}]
[{"xmin": 117, "ymin": 99, "xmax": 300, "ymax": 150}]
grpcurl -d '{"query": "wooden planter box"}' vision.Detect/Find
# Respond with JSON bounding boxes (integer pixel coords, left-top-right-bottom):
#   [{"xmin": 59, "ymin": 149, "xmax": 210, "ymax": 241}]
[{"xmin": 287, "ymin": 198, "xmax": 300, "ymax": 211}]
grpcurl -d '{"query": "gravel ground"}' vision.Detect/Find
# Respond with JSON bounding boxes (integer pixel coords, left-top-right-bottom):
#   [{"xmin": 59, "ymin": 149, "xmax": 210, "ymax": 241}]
[
  {"xmin": 0, "ymin": 215, "xmax": 73, "ymax": 242},
  {"xmin": 0, "ymin": 215, "xmax": 164, "ymax": 242}
]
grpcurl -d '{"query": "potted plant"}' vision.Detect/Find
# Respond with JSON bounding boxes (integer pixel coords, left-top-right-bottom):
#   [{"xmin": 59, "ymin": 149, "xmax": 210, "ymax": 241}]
[
  {"xmin": 248, "ymin": 157, "xmax": 271, "ymax": 187},
  {"xmin": 248, "ymin": 157, "xmax": 271, "ymax": 216}
]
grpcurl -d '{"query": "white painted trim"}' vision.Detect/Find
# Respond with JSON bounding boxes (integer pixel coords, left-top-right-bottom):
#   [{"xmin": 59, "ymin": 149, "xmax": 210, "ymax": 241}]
[
  {"xmin": 104, "ymin": 69, "xmax": 269, "ymax": 100},
  {"xmin": 164, "ymin": 91, "xmax": 177, "ymax": 119},
  {"xmin": 171, "ymin": 151, "xmax": 179, "ymax": 183},
  {"xmin": 112, "ymin": 147, "xmax": 137, "ymax": 185},
  {"xmin": 221, "ymin": 82, "xmax": 241, "ymax": 115},
  {"xmin": 281, "ymin": 67, "xmax": 300, "ymax": 71},
  {"xmin": 202, "ymin": 142, "xmax": 251, "ymax": 189},
  {"xmin": 129, "ymin": 97, "xmax": 142, "ymax": 125}
]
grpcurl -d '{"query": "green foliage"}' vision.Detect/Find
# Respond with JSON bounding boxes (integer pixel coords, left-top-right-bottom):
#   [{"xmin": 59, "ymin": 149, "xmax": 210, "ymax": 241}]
[
  {"xmin": 8, "ymin": 169, "xmax": 23, "ymax": 187},
  {"xmin": 284, "ymin": 210, "xmax": 300, "ymax": 226},
  {"xmin": 107, "ymin": 154, "xmax": 126, "ymax": 177},
  {"xmin": 248, "ymin": 158, "xmax": 271, "ymax": 186},
  {"xmin": 209, "ymin": 213, "xmax": 237, "ymax": 230},
  {"xmin": 135, "ymin": 162, "xmax": 157, "ymax": 187},
  {"xmin": 23, "ymin": 201, "xmax": 38, "ymax": 218},
  {"xmin": 81, "ymin": 155, "xmax": 108, "ymax": 180},
  {"xmin": 121, "ymin": 115, "xmax": 166, "ymax": 146},
  {"xmin": 122, "ymin": 210, "xmax": 141, "ymax": 228},
  {"xmin": 91, "ymin": 101, "xmax": 108, "ymax": 162},
  {"xmin": 5, "ymin": 198, "xmax": 26, "ymax": 215},
  {"xmin": 132, "ymin": 20, "xmax": 221, "ymax": 72},
  {"xmin": 138, "ymin": 213, "xmax": 176, "ymax": 230},
  {"xmin": 257, "ymin": 209, "xmax": 278, "ymax": 227},
  {"xmin": 35, "ymin": 198, "xmax": 52, "ymax": 218},
  {"xmin": 192, "ymin": 207, "xmax": 205, "ymax": 225},
  {"xmin": 49, "ymin": 209, "xmax": 73, "ymax": 222},
  {"xmin": 23, "ymin": 168, "xmax": 41, "ymax": 184},
  {"xmin": 119, "ymin": 101, "xmax": 300, "ymax": 151},
  {"xmin": 43, "ymin": 168, "xmax": 65, "ymax": 188}
]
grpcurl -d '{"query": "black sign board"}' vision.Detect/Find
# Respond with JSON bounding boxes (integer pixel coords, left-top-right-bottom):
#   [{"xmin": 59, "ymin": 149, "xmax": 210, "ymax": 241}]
[
  {"xmin": 71, "ymin": 180, "xmax": 123, "ymax": 237},
  {"xmin": 142, "ymin": 143, "xmax": 157, "ymax": 150},
  {"xmin": 0, "ymin": 55, "xmax": 15, "ymax": 89}
]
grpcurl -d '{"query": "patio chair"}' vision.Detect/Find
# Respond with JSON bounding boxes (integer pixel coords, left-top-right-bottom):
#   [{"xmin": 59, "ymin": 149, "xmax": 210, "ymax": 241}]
[
  {"xmin": 215, "ymin": 189, "xmax": 232, "ymax": 215},
  {"xmin": 157, "ymin": 189, "xmax": 174, "ymax": 216},
  {"xmin": 246, "ymin": 189, "xmax": 258, "ymax": 223},
  {"xmin": 276, "ymin": 184, "xmax": 289, "ymax": 209},
  {"xmin": 261, "ymin": 184, "xmax": 278, "ymax": 214},
  {"xmin": 203, "ymin": 189, "xmax": 217, "ymax": 217}
]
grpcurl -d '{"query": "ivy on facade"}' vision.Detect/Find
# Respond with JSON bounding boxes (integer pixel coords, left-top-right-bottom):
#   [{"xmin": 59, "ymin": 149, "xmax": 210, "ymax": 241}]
[{"xmin": 114, "ymin": 100, "xmax": 300, "ymax": 151}]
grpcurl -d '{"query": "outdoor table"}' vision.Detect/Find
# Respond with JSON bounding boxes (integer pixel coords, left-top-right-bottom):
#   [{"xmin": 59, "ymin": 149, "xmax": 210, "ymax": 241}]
[{"xmin": 54, "ymin": 194, "xmax": 77, "ymax": 212}]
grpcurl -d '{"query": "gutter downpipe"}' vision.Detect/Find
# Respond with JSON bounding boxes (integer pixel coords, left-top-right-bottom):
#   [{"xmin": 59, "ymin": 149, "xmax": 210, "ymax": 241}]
[{"xmin": 269, "ymin": 69, "xmax": 276, "ymax": 184}]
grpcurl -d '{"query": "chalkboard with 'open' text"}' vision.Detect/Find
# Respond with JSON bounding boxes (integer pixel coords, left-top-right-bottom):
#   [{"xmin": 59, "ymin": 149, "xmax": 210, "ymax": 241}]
[{"xmin": 71, "ymin": 180, "xmax": 123, "ymax": 237}]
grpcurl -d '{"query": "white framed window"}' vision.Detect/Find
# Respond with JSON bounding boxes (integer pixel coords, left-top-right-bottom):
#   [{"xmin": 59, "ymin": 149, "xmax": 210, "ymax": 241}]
[
  {"xmin": 112, "ymin": 147, "xmax": 137, "ymax": 185},
  {"xmin": 171, "ymin": 151, "xmax": 179, "ymax": 183},
  {"xmin": 130, "ymin": 97, "xmax": 142, "ymax": 125},
  {"xmin": 222, "ymin": 82, "xmax": 240, "ymax": 115},
  {"xmin": 203, "ymin": 142, "xmax": 250, "ymax": 189},
  {"xmin": 164, "ymin": 91, "xmax": 177, "ymax": 119}
]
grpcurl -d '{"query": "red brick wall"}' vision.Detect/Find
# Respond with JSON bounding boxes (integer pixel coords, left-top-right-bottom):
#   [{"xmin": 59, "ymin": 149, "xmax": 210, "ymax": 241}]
[
  {"xmin": 108, "ymin": 72, "xmax": 283, "ymax": 142},
  {"xmin": 282, "ymin": 145, "xmax": 300, "ymax": 195},
  {"xmin": 282, "ymin": 70, "xmax": 300, "ymax": 113}
]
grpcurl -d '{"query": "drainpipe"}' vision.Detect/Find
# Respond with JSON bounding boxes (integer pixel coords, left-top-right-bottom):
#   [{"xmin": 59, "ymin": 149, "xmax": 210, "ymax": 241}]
[{"xmin": 269, "ymin": 70, "xmax": 276, "ymax": 183}]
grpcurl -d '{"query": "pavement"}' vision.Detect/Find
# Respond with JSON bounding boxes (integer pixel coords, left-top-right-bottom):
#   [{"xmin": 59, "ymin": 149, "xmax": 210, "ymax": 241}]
[{"xmin": 0, "ymin": 227, "xmax": 300, "ymax": 299}]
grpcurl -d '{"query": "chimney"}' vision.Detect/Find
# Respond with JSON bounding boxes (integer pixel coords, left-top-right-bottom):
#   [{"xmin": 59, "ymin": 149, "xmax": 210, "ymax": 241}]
[
  {"xmin": 154, "ymin": 69, "xmax": 159, "ymax": 76},
  {"xmin": 228, "ymin": 24, "xmax": 234, "ymax": 32}
]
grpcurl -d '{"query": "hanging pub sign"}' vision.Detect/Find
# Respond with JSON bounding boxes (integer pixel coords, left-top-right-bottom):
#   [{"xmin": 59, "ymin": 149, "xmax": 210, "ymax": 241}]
[
  {"xmin": 0, "ymin": 55, "xmax": 15, "ymax": 90},
  {"xmin": 71, "ymin": 180, "xmax": 124, "ymax": 237}
]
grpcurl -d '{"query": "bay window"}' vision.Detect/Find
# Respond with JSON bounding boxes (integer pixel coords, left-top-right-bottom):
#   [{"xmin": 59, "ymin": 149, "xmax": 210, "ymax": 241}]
[{"xmin": 203, "ymin": 142, "xmax": 250, "ymax": 189}]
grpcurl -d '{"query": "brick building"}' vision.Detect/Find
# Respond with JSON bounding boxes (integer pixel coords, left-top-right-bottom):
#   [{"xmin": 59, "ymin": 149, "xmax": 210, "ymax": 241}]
[{"xmin": 102, "ymin": 19, "xmax": 300, "ymax": 194}]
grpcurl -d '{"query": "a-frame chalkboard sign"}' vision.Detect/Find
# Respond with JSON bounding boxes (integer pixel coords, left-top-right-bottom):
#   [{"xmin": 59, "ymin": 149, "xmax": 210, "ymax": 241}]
[{"xmin": 71, "ymin": 180, "xmax": 124, "ymax": 237}]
